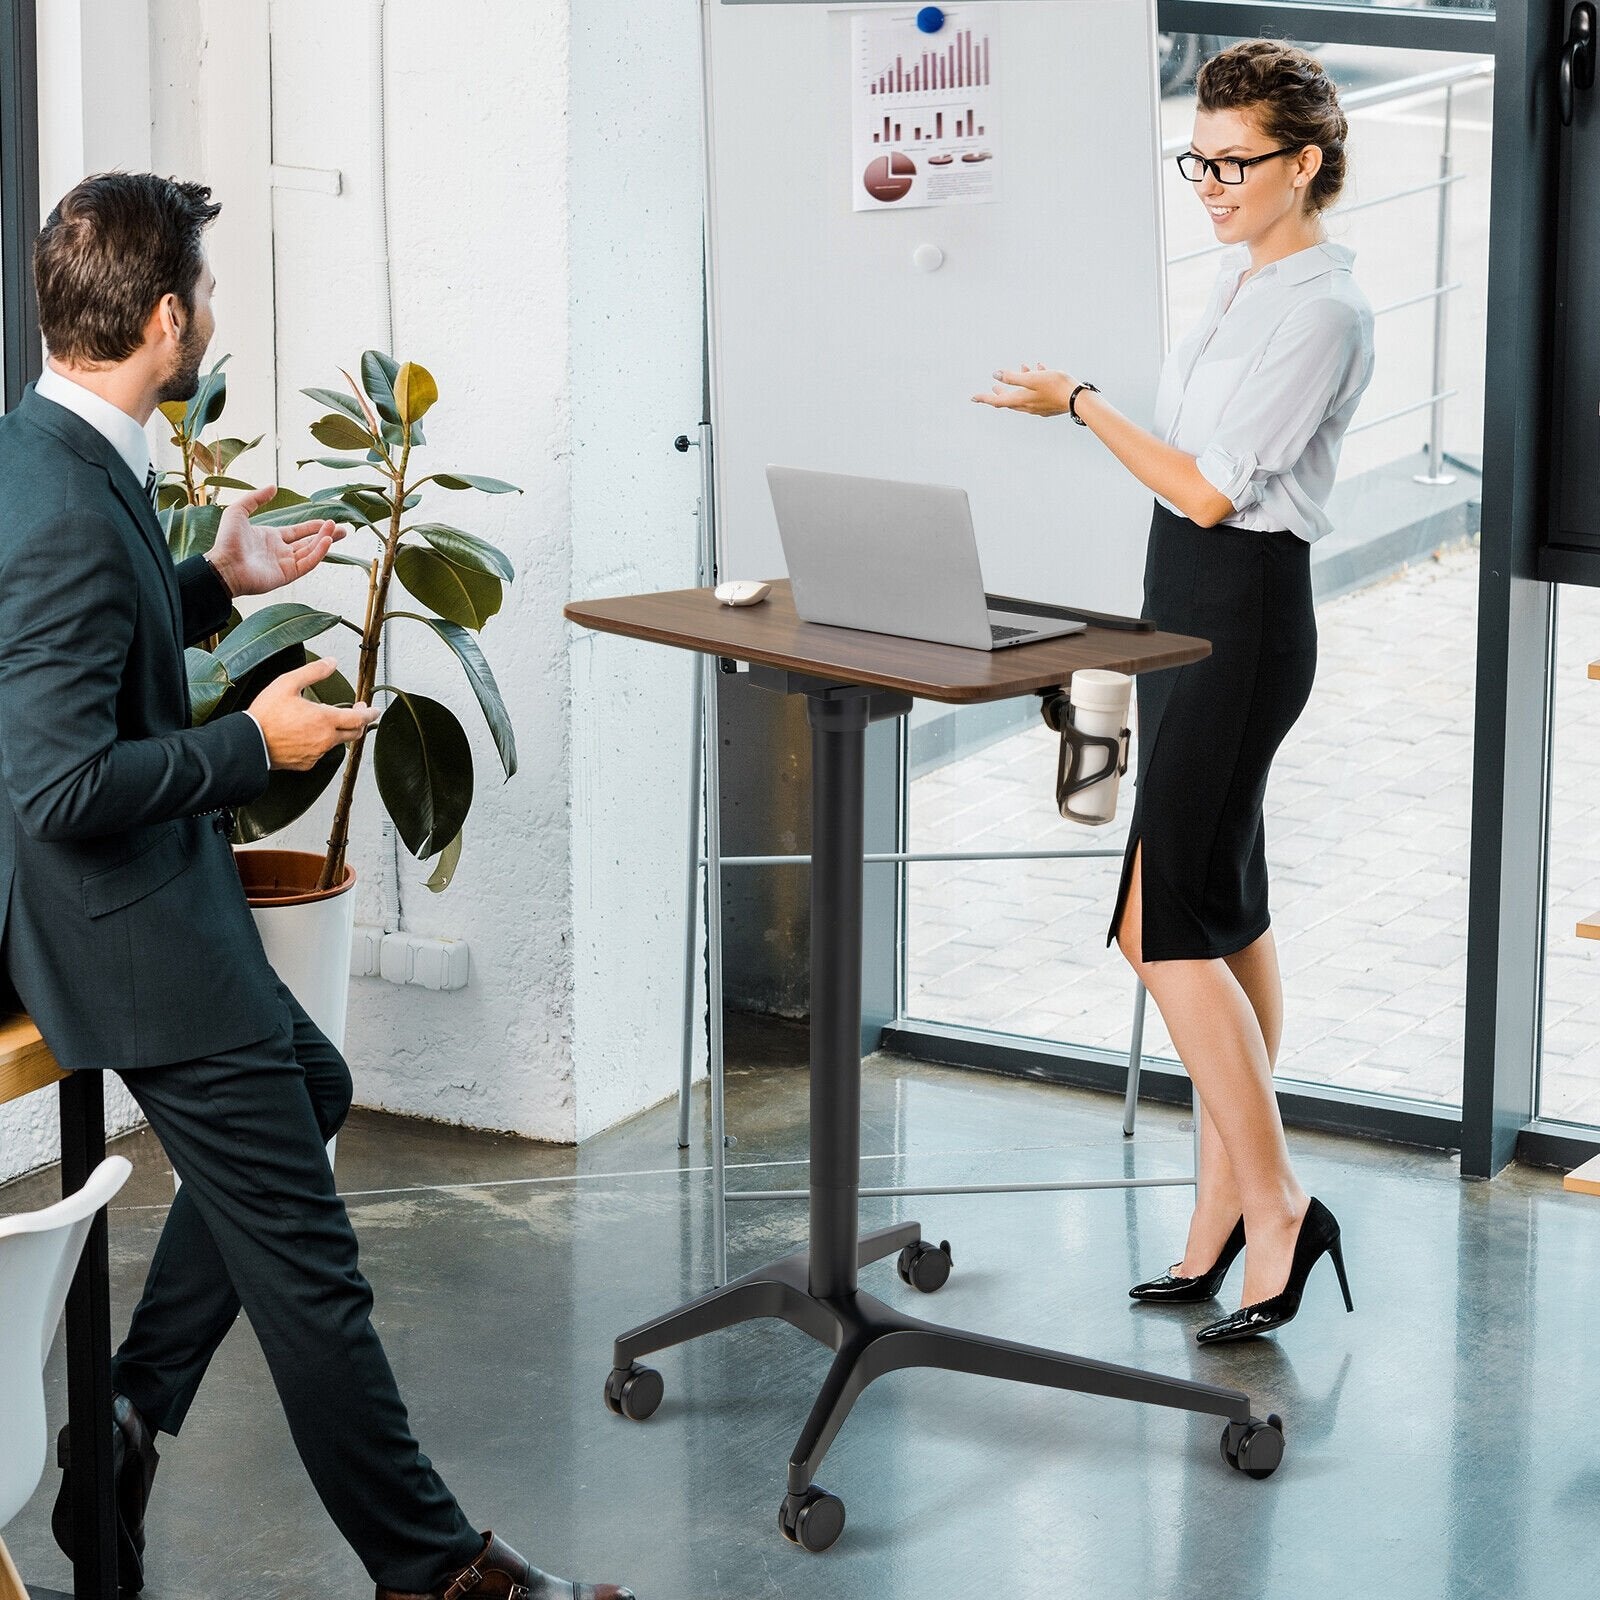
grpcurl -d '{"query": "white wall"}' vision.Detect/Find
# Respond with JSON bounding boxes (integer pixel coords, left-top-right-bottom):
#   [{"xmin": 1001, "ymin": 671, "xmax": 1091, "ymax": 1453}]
[{"xmin": 261, "ymin": 0, "xmax": 585, "ymax": 1140}]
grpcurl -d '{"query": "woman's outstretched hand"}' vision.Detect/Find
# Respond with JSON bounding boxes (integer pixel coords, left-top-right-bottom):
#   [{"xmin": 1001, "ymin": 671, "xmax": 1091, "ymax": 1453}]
[{"xmin": 971, "ymin": 363, "xmax": 1077, "ymax": 417}]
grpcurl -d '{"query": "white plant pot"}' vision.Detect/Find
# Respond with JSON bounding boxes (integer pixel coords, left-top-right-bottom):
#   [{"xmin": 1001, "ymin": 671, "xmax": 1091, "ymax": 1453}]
[
  {"xmin": 175, "ymin": 850, "xmax": 356, "ymax": 1191},
  {"xmin": 245, "ymin": 867, "xmax": 359, "ymax": 1052}
]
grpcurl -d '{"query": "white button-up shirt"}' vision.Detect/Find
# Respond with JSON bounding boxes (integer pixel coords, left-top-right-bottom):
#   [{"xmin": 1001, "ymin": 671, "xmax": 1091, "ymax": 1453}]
[
  {"xmin": 1153, "ymin": 241, "xmax": 1374, "ymax": 544},
  {"xmin": 35, "ymin": 363, "xmax": 154, "ymax": 486}
]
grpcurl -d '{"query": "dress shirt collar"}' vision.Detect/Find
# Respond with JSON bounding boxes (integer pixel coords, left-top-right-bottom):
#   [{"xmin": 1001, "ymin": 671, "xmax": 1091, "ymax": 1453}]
[
  {"xmin": 35, "ymin": 364, "xmax": 153, "ymax": 487},
  {"xmin": 1222, "ymin": 240, "xmax": 1356, "ymax": 288}
]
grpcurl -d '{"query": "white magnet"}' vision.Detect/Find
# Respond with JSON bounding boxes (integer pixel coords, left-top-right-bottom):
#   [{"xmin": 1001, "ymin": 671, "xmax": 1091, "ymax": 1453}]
[{"xmin": 913, "ymin": 244, "xmax": 945, "ymax": 273}]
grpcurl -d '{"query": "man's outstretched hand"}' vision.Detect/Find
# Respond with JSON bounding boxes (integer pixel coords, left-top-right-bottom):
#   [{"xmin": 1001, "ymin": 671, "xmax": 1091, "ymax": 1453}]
[
  {"xmin": 251, "ymin": 658, "xmax": 380, "ymax": 772},
  {"xmin": 207, "ymin": 484, "xmax": 347, "ymax": 598}
]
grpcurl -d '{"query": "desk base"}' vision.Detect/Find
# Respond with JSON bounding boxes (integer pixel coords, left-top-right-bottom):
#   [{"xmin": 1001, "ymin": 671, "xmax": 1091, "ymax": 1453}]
[
  {"xmin": 607, "ymin": 1222, "xmax": 1283, "ymax": 1552},
  {"xmin": 608, "ymin": 675, "xmax": 1284, "ymax": 1552}
]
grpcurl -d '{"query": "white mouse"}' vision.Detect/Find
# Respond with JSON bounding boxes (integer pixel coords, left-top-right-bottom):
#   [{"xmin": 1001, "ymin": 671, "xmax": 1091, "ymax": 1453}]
[{"xmin": 714, "ymin": 579, "xmax": 772, "ymax": 607}]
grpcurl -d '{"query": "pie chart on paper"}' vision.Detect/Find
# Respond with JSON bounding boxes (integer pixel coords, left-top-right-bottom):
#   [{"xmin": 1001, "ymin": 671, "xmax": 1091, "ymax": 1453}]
[{"xmin": 863, "ymin": 152, "xmax": 916, "ymax": 202}]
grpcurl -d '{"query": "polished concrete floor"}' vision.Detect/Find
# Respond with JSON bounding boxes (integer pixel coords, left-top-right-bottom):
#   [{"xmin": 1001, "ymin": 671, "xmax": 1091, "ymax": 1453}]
[{"xmin": 4, "ymin": 1018, "xmax": 1597, "ymax": 1600}]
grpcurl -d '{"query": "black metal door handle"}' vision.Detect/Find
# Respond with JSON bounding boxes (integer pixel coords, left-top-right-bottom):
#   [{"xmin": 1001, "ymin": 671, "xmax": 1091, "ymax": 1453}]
[{"xmin": 1562, "ymin": 2, "xmax": 1596, "ymax": 128}]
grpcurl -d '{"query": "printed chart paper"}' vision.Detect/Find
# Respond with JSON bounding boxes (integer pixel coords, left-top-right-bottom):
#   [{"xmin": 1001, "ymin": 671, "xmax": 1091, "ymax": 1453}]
[{"xmin": 851, "ymin": 8, "xmax": 1001, "ymax": 213}]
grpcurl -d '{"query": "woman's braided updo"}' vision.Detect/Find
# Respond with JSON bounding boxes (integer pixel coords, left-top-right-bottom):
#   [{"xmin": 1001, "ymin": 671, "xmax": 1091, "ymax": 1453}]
[{"xmin": 1196, "ymin": 40, "xmax": 1349, "ymax": 214}]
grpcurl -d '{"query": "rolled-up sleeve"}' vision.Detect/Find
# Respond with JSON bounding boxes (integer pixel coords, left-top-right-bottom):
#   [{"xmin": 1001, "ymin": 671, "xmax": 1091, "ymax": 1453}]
[{"xmin": 1194, "ymin": 298, "xmax": 1367, "ymax": 515}]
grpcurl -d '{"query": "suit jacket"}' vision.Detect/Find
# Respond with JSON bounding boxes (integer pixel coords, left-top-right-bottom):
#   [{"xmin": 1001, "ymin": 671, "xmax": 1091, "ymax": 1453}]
[{"xmin": 0, "ymin": 385, "xmax": 283, "ymax": 1070}]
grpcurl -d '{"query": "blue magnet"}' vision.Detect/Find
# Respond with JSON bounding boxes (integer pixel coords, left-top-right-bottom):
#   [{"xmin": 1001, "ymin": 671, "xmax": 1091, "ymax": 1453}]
[{"xmin": 916, "ymin": 7, "xmax": 946, "ymax": 35}]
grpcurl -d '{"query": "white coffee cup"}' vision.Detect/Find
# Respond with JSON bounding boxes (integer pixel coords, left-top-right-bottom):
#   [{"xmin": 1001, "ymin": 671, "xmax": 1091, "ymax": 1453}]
[{"xmin": 1058, "ymin": 669, "xmax": 1131, "ymax": 825}]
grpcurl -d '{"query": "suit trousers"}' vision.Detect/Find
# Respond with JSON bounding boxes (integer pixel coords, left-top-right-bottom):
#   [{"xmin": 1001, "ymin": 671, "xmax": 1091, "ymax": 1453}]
[{"xmin": 107, "ymin": 980, "xmax": 483, "ymax": 1593}]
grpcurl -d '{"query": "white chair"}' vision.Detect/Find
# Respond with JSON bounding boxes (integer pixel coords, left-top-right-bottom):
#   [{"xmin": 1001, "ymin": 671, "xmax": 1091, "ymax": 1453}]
[{"xmin": 0, "ymin": 1156, "xmax": 132, "ymax": 1600}]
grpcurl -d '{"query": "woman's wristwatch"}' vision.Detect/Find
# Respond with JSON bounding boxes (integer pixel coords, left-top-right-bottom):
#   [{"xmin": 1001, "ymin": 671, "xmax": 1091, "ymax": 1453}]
[{"xmin": 1068, "ymin": 381, "xmax": 1100, "ymax": 425}]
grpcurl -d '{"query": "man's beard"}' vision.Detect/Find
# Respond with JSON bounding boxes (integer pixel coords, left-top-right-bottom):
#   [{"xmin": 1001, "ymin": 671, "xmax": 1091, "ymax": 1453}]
[{"xmin": 155, "ymin": 312, "xmax": 210, "ymax": 404}]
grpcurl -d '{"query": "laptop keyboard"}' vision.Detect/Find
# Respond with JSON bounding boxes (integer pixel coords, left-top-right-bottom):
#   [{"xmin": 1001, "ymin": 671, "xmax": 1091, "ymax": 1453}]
[{"xmin": 989, "ymin": 622, "xmax": 1030, "ymax": 643}]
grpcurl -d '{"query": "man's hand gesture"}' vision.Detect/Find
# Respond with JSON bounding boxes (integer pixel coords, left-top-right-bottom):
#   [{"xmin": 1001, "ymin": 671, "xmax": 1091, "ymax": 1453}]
[
  {"xmin": 251, "ymin": 658, "xmax": 380, "ymax": 771},
  {"xmin": 206, "ymin": 484, "xmax": 347, "ymax": 598}
]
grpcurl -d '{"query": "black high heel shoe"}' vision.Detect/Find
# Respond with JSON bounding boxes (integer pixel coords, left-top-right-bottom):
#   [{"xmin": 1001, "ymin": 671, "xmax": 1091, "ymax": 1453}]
[
  {"xmin": 1194, "ymin": 1197, "xmax": 1352, "ymax": 1345},
  {"xmin": 1129, "ymin": 1216, "xmax": 1246, "ymax": 1304}
]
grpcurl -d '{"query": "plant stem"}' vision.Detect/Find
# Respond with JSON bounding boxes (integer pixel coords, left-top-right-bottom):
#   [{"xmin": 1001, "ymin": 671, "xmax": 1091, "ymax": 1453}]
[{"xmin": 319, "ymin": 433, "xmax": 411, "ymax": 892}]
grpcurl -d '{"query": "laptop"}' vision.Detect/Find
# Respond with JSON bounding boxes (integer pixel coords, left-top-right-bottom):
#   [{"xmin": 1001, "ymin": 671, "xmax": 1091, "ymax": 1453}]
[{"xmin": 765, "ymin": 465, "xmax": 1087, "ymax": 652}]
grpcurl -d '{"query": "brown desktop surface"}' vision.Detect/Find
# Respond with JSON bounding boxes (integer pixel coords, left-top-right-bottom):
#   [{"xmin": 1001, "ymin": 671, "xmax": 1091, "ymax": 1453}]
[{"xmin": 564, "ymin": 580, "xmax": 1210, "ymax": 705}]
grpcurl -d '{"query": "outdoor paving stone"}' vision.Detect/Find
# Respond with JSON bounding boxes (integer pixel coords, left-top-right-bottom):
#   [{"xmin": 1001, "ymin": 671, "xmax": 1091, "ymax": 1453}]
[{"xmin": 907, "ymin": 543, "xmax": 1600, "ymax": 1109}]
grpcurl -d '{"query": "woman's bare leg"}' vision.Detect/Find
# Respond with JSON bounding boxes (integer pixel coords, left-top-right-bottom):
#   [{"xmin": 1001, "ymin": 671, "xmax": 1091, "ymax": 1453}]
[{"xmin": 1116, "ymin": 845, "xmax": 1308, "ymax": 1305}]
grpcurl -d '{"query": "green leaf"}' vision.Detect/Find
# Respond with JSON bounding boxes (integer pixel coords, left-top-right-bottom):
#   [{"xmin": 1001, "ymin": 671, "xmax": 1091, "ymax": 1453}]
[
  {"xmin": 373, "ymin": 690, "xmax": 474, "ymax": 859},
  {"xmin": 426, "ymin": 473, "xmax": 521, "ymax": 494},
  {"xmin": 400, "ymin": 614, "xmax": 517, "ymax": 778},
  {"xmin": 201, "ymin": 475, "xmax": 255, "ymax": 492},
  {"xmin": 378, "ymin": 418, "xmax": 427, "ymax": 450},
  {"xmin": 155, "ymin": 483, "xmax": 189, "ymax": 512},
  {"xmin": 232, "ymin": 750, "xmax": 344, "ymax": 844},
  {"xmin": 324, "ymin": 552, "xmax": 373, "ymax": 570},
  {"xmin": 158, "ymin": 399, "xmax": 189, "ymax": 432},
  {"xmin": 394, "ymin": 362, "xmax": 439, "ymax": 426},
  {"xmin": 213, "ymin": 435, "xmax": 263, "ymax": 471},
  {"xmin": 302, "ymin": 386, "xmax": 369, "ymax": 424},
  {"xmin": 295, "ymin": 455, "xmax": 370, "ymax": 472},
  {"xmin": 258, "ymin": 487, "xmax": 308, "ymax": 512},
  {"xmin": 408, "ymin": 523, "xmax": 515, "ymax": 581},
  {"xmin": 361, "ymin": 350, "xmax": 402, "ymax": 425},
  {"xmin": 339, "ymin": 487, "xmax": 394, "ymax": 524},
  {"xmin": 184, "ymin": 356, "xmax": 229, "ymax": 434},
  {"xmin": 185, "ymin": 648, "xmax": 230, "ymax": 722},
  {"xmin": 310, "ymin": 413, "xmax": 374, "ymax": 451},
  {"xmin": 164, "ymin": 503, "xmax": 223, "ymax": 562},
  {"xmin": 215, "ymin": 603, "xmax": 342, "ymax": 678},
  {"xmin": 393, "ymin": 546, "xmax": 503, "ymax": 630},
  {"xmin": 250, "ymin": 498, "xmax": 371, "ymax": 529},
  {"xmin": 423, "ymin": 830, "xmax": 463, "ymax": 893}
]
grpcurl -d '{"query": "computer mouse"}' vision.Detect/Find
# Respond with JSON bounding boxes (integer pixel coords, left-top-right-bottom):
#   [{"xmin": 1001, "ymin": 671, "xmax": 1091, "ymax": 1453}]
[{"xmin": 714, "ymin": 580, "xmax": 772, "ymax": 607}]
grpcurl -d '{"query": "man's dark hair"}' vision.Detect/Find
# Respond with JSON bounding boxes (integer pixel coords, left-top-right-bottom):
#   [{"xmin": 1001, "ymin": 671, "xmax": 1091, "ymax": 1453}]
[{"xmin": 33, "ymin": 173, "xmax": 221, "ymax": 365}]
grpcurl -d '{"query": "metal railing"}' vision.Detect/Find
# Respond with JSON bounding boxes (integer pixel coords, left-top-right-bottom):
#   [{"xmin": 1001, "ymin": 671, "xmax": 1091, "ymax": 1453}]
[{"xmin": 1163, "ymin": 57, "xmax": 1496, "ymax": 485}]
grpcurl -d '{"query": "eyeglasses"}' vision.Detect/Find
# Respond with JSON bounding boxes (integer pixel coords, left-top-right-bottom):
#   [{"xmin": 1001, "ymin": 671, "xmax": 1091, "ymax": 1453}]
[{"xmin": 1175, "ymin": 148, "xmax": 1302, "ymax": 185}]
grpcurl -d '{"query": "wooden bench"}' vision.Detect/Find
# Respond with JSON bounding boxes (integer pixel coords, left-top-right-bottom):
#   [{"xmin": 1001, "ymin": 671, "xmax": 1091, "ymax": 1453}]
[{"xmin": 0, "ymin": 1013, "xmax": 66, "ymax": 1105}]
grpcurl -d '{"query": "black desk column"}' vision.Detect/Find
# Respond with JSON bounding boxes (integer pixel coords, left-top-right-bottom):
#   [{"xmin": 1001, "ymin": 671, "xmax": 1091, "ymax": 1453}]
[
  {"xmin": 805, "ymin": 690, "xmax": 871, "ymax": 1301},
  {"xmin": 58, "ymin": 1071, "xmax": 119, "ymax": 1600}
]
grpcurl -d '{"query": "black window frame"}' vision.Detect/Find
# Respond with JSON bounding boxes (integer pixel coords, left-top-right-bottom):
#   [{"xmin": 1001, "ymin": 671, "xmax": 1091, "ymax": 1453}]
[{"xmin": 1, "ymin": 0, "xmax": 40, "ymax": 411}]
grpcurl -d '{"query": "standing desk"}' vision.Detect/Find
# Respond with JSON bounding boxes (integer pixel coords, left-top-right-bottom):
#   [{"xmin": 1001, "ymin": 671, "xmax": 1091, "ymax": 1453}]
[
  {"xmin": 0, "ymin": 1017, "xmax": 119, "ymax": 1600},
  {"xmin": 565, "ymin": 581, "xmax": 1287, "ymax": 1551}
]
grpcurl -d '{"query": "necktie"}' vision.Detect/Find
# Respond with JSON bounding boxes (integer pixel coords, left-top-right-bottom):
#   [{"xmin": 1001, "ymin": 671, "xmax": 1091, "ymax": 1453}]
[{"xmin": 144, "ymin": 463, "xmax": 159, "ymax": 509}]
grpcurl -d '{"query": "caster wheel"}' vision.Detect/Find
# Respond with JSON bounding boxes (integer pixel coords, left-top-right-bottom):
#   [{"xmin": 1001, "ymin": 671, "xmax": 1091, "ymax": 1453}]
[
  {"xmin": 896, "ymin": 1238, "xmax": 953, "ymax": 1294},
  {"xmin": 779, "ymin": 1486, "xmax": 846, "ymax": 1553},
  {"xmin": 1221, "ymin": 1412, "xmax": 1284, "ymax": 1479},
  {"xmin": 604, "ymin": 1363, "xmax": 663, "ymax": 1422}
]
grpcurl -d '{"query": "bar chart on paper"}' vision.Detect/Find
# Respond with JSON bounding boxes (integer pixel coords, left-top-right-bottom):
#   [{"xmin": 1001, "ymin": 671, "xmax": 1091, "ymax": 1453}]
[
  {"xmin": 851, "ymin": 9, "xmax": 1001, "ymax": 212},
  {"xmin": 867, "ymin": 24, "xmax": 991, "ymax": 96}
]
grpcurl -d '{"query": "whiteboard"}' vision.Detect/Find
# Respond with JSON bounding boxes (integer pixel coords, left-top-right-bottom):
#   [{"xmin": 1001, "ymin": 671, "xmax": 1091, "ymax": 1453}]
[{"xmin": 703, "ymin": 0, "xmax": 1168, "ymax": 615}]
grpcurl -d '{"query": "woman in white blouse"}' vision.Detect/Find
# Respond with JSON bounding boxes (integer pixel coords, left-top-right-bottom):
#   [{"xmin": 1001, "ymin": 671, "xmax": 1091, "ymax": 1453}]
[{"xmin": 976, "ymin": 40, "xmax": 1373, "ymax": 1344}]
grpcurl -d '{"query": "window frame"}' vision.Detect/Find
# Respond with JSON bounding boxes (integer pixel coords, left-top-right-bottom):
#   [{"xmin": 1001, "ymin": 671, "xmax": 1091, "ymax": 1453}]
[{"xmin": 1, "ymin": 0, "xmax": 41, "ymax": 411}]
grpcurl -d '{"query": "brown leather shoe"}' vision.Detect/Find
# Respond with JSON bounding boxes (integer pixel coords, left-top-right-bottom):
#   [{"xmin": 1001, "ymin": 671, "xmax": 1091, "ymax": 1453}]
[{"xmin": 376, "ymin": 1532, "xmax": 636, "ymax": 1600}]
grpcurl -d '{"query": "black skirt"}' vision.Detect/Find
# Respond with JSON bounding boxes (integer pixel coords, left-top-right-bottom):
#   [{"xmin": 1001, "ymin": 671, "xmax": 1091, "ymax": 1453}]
[{"xmin": 1107, "ymin": 501, "xmax": 1317, "ymax": 962}]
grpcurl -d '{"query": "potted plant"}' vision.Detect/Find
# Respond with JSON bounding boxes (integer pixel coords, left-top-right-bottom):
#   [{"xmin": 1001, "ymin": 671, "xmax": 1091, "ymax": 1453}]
[{"xmin": 160, "ymin": 353, "xmax": 520, "ymax": 1048}]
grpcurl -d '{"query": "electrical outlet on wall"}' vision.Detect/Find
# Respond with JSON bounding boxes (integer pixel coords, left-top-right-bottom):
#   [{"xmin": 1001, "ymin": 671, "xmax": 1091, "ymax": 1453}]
[
  {"xmin": 352, "ymin": 927, "xmax": 470, "ymax": 990},
  {"xmin": 378, "ymin": 933, "xmax": 471, "ymax": 991}
]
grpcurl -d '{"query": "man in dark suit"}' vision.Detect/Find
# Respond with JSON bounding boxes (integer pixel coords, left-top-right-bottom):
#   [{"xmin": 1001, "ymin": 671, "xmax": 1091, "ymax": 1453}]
[{"xmin": 0, "ymin": 174, "xmax": 634, "ymax": 1600}]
